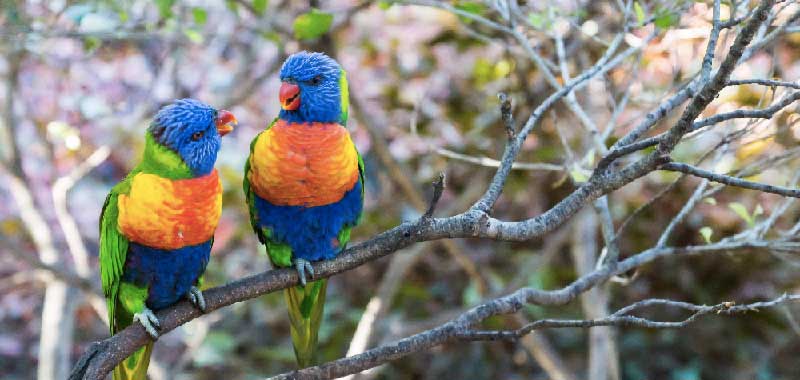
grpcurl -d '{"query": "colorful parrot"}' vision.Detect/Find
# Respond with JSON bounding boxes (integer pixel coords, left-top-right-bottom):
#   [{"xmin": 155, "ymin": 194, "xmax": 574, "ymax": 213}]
[
  {"xmin": 99, "ymin": 99, "xmax": 236, "ymax": 380},
  {"xmin": 243, "ymin": 51, "xmax": 364, "ymax": 367}
]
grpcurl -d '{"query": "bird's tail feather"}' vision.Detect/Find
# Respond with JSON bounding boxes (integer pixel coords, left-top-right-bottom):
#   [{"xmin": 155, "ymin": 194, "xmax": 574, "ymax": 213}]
[
  {"xmin": 284, "ymin": 279, "xmax": 327, "ymax": 368},
  {"xmin": 112, "ymin": 342, "xmax": 153, "ymax": 380}
]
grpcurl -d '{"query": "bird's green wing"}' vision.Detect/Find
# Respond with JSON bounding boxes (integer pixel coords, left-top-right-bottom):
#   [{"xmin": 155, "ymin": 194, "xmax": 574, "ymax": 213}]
[
  {"xmin": 244, "ymin": 118, "xmax": 293, "ymax": 268},
  {"xmin": 337, "ymin": 148, "xmax": 365, "ymax": 248},
  {"xmin": 99, "ymin": 179, "xmax": 131, "ymax": 334},
  {"xmin": 243, "ymin": 130, "xmax": 264, "ymax": 245},
  {"xmin": 357, "ymin": 149, "xmax": 365, "ymax": 205},
  {"xmin": 339, "ymin": 68, "xmax": 349, "ymax": 126}
]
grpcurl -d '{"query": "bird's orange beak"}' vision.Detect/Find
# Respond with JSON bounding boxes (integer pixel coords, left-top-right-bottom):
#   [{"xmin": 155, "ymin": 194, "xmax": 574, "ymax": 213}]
[
  {"xmin": 216, "ymin": 110, "xmax": 237, "ymax": 136},
  {"xmin": 279, "ymin": 82, "xmax": 301, "ymax": 110}
]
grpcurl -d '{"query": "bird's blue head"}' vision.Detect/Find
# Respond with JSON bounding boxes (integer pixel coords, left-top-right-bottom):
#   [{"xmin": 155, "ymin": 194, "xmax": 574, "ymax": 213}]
[
  {"xmin": 278, "ymin": 51, "xmax": 348, "ymax": 124},
  {"xmin": 147, "ymin": 98, "xmax": 237, "ymax": 176}
]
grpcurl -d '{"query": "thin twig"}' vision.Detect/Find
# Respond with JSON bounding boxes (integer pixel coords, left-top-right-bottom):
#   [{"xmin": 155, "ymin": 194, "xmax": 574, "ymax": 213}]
[{"xmin": 660, "ymin": 162, "xmax": 800, "ymax": 198}]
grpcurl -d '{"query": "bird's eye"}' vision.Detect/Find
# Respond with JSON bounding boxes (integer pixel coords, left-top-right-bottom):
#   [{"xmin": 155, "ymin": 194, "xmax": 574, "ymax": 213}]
[
  {"xmin": 191, "ymin": 131, "xmax": 204, "ymax": 141},
  {"xmin": 309, "ymin": 75, "xmax": 323, "ymax": 85}
]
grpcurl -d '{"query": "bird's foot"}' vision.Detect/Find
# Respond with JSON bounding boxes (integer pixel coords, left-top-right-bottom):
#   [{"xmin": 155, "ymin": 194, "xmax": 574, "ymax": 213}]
[
  {"xmin": 133, "ymin": 308, "xmax": 161, "ymax": 339},
  {"xmin": 293, "ymin": 258, "xmax": 314, "ymax": 287},
  {"xmin": 187, "ymin": 286, "xmax": 207, "ymax": 312}
]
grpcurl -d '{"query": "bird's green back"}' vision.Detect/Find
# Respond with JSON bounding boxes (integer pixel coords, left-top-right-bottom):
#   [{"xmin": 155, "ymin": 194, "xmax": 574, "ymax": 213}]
[{"xmin": 100, "ymin": 133, "xmax": 195, "ymax": 333}]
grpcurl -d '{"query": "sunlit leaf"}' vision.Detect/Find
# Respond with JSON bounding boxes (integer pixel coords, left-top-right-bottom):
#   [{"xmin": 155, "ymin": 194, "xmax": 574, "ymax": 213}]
[
  {"xmin": 183, "ymin": 28, "xmax": 204, "ymax": 43},
  {"xmin": 703, "ymin": 197, "xmax": 717, "ymax": 205},
  {"xmin": 570, "ymin": 165, "xmax": 589, "ymax": 183},
  {"xmin": 454, "ymin": 1, "xmax": 484, "ymax": 15},
  {"xmin": 83, "ymin": 36, "xmax": 101, "ymax": 52},
  {"xmin": 494, "ymin": 59, "xmax": 512, "ymax": 78},
  {"xmin": 192, "ymin": 7, "xmax": 207, "ymax": 25},
  {"xmin": 528, "ymin": 12, "xmax": 547, "ymax": 29},
  {"xmin": 654, "ymin": 10, "xmax": 679, "ymax": 29},
  {"xmin": 293, "ymin": 8, "xmax": 333, "ymax": 40},
  {"xmin": 253, "ymin": 0, "xmax": 268, "ymax": 16},
  {"xmin": 754, "ymin": 204, "xmax": 764, "ymax": 217},
  {"xmin": 462, "ymin": 281, "xmax": 480, "ymax": 306},
  {"xmin": 378, "ymin": 1, "xmax": 393, "ymax": 10},
  {"xmin": 699, "ymin": 226, "xmax": 713, "ymax": 244},
  {"xmin": 634, "ymin": 2, "xmax": 645, "ymax": 26},
  {"xmin": 155, "ymin": 0, "xmax": 175, "ymax": 19},
  {"xmin": 728, "ymin": 202, "xmax": 754, "ymax": 227},
  {"xmin": 261, "ymin": 31, "xmax": 280, "ymax": 42}
]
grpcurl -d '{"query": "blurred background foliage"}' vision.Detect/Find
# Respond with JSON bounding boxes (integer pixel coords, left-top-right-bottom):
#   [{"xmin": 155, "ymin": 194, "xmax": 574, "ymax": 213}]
[{"xmin": 1, "ymin": 0, "xmax": 799, "ymax": 379}]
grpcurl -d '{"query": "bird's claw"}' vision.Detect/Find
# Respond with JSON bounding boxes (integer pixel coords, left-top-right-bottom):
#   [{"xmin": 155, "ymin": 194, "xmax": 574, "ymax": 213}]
[
  {"xmin": 293, "ymin": 258, "xmax": 314, "ymax": 286},
  {"xmin": 133, "ymin": 308, "xmax": 161, "ymax": 339},
  {"xmin": 187, "ymin": 286, "xmax": 207, "ymax": 312}
]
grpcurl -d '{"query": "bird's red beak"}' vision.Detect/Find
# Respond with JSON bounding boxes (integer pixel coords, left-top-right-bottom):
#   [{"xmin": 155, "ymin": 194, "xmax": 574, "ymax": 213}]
[
  {"xmin": 216, "ymin": 110, "xmax": 237, "ymax": 136},
  {"xmin": 279, "ymin": 82, "xmax": 301, "ymax": 111}
]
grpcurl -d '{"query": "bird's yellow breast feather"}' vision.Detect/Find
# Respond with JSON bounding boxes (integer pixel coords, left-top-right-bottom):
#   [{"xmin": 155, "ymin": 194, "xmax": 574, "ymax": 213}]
[{"xmin": 117, "ymin": 170, "xmax": 222, "ymax": 250}]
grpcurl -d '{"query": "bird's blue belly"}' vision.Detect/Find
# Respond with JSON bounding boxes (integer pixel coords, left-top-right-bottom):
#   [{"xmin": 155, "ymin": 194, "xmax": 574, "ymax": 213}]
[
  {"xmin": 254, "ymin": 180, "xmax": 362, "ymax": 262},
  {"xmin": 122, "ymin": 240, "xmax": 211, "ymax": 310}
]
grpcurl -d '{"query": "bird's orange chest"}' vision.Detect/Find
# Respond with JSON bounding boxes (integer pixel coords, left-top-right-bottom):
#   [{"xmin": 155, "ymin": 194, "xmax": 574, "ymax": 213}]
[
  {"xmin": 248, "ymin": 120, "xmax": 359, "ymax": 207},
  {"xmin": 117, "ymin": 170, "xmax": 222, "ymax": 249}
]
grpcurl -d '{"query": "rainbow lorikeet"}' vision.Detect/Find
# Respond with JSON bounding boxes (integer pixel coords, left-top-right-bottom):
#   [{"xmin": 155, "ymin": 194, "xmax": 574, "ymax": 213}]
[
  {"xmin": 244, "ymin": 52, "xmax": 364, "ymax": 367},
  {"xmin": 99, "ymin": 99, "xmax": 236, "ymax": 380}
]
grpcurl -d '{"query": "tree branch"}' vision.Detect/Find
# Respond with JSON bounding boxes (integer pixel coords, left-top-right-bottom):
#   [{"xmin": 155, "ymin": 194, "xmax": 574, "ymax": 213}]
[
  {"xmin": 266, "ymin": 240, "xmax": 799, "ymax": 380},
  {"xmin": 458, "ymin": 294, "xmax": 800, "ymax": 341},
  {"xmin": 660, "ymin": 162, "xmax": 800, "ymax": 198}
]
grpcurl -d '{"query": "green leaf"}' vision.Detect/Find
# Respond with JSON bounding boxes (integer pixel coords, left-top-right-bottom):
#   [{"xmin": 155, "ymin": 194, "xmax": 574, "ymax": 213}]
[
  {"xmin": 462, "ymin": 281, "xmax": 480, "ymax": 306},
  {"xmin": 155, "ymin": 0, "xmax": 175, "ymax": 19},
  {"xmin": 703, "ymin": 197, "xmax": 717, "ymax": 205},
  {"xmin": 293, "ymin": 8, "xmax": 333, "ymax": 40},
  {"xmin": 654, "ymin": 10, "xmax": 679, "ymax": 29},
  {"xmin": 454, "ymin": 1, "xmax": 484, "ymax": 15},
  {"xmin": 83, "ymin": 36, "xmax": 101, "ymax": 52},
  {"xmin": 699, "ymin": 226, "xmax": 713, "ymax": 244},
  {"xmin": 253, "ymin": 0, "xmax": 268, "ymax": 16},
  {"xmin": 260, "ymin": 31, "xmax": 281, "ymax": 42},
  {"xmin": 192, "ymin": 7, "xmax": 207, "ymax": 25},
  {"xmin": 378, "ymin": 1, "xmax": 393, "ymax": 10},
  {"xmin": 452, "ymin": 1, "xmax": 485, "ymax": 23},
  {"xmin": 728, "ymin": 202, "xmax": 754, "ymax": 227},
  {"xmin": 634, "ymin": 1, "xmax": 645, "ymax": 26},
  {"xmin": 570, "ymin": 165, "xmax": 589, "ymax": 183},
  {"xmin": 528, "ymin": 12, "xmax": 546, "ymax": 29},
  {"xmin": 183, "ymin": 28, "xmax": 204, "ymax": 44}
]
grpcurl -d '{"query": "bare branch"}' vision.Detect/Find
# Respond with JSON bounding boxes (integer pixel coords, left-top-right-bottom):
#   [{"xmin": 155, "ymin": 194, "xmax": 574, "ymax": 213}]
[
  {"xmin": 351, "ymin": 91, "xmax": 488, "ymax": 293},
  {"xmin": 701, "ymin": 0, "xmax": 722, "ymax": 84},
  {"xmin": 436, "ymin": 148, "xmax": 563, "ymax": 172},
  {"xmin": 265, "ymin": 240, "xmax": 798, "ymax": 380},
  {"xmin": 656, "ymin": 179, "xmax": 710, "ymax": 248},
  {"xmin": 423, "ymin": 173, "xmax": 446, "ymax": 219},
  {"xmin": 52, "ymin": 147, "xmax": 111, "ymax": 278},
  {"xmin": 660, "ymin": 162, "xmax": 800, "ymax": 198},
  {"xmin": 656, "ymin": 0, "xmax": 773, "ymax": 156},
  {"xmin": 727, "ymin": 79, "xmax": 800, "ymax": 90},
  {"xmin": 459, "ymin": 294, "xmax": 800, "ymax": 341},
  {"xmin": 602, "ymin": 90, "xmax": 800, "ymax": 163}
]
